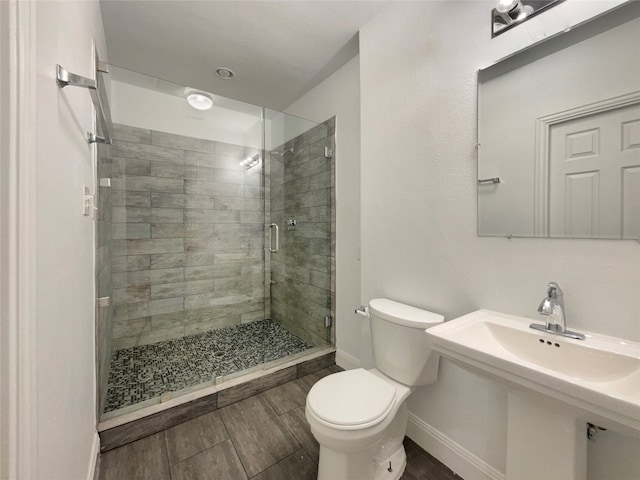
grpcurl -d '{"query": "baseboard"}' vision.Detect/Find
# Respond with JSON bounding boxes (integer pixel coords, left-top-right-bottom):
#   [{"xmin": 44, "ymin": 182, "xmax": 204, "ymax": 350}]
[
  {"xmin": 87, "ymin": 433, "xmax": 100, "ymax": 480},
  {"xmin": 406, "ymin": 412, "xmax": 505, "ymax": 480},
  {"xmin": 335, "ymin": 349, "xmax": 360, "ymax": 370},
  {"xmin": 334, "ymin": 352, "xmax": 503, "ymax": 480}
]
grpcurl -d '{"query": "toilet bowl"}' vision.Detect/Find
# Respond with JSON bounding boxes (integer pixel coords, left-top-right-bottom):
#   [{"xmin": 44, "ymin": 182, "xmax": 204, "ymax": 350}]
[
  {"xmin": 305, "ymin": 299, "xmax": 444, "ymax": 480},
  {"xmin": 306, "ymin": 368, "xmax": 412, "ymax": 479}
]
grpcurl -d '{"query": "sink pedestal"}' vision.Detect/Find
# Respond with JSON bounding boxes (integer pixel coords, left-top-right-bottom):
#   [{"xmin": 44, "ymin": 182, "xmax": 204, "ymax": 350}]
[{"xmin": 507, "ymin": 390, "xmax": 586, "ymax": 480}]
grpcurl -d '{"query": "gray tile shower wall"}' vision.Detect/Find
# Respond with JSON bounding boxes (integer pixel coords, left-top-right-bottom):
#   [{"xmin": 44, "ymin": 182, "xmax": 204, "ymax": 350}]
[
  {"xmin": 110, "ymin": 124, "xmax": 266, "ymax": 350},
  {"xmin": 269, "ymin": 118, "xmax": 336, "ymax": 348},
  {"xmin": 97, "ymin": 141, "xmax": 115, "ymax": 415}
]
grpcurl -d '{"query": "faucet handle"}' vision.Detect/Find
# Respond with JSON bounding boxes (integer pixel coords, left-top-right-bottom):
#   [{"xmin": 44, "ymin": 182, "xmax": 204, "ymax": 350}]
[{"xmin": 546, "ymin": 282, "xmax": 563, "ymax": 298}]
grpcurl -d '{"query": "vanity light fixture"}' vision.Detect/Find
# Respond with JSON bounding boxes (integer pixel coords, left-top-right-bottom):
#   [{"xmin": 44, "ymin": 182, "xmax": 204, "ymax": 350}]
[
  {"xmin": 491, "ymin": 0, "xmax": 565, "ymax": 38},
  {"xmin": 496, "ymin": 0, "xmax": 533, "ymax": 21},
  {"xmin": 186, "ymin": 92, "xmax": 213, "ymax": 111}
]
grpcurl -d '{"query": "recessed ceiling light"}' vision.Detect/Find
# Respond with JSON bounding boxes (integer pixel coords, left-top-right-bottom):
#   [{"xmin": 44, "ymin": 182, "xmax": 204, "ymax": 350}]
[
  {"xmin": 186, "ymin": 92, "xmax": 213, "ymax": 111},
  {"xmin": 215, "ymin": 67, "xmax": 235, "ymax": 80}
]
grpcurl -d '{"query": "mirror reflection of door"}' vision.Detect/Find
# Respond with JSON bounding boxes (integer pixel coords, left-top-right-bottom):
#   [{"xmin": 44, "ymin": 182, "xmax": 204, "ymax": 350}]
[
  {"xmin": 477, "ymin": 2, "xmax": 640, "ymax": 238},
  {"xmin": 548, "ymin": 103, "xmax": 640, "ymax": 238}
]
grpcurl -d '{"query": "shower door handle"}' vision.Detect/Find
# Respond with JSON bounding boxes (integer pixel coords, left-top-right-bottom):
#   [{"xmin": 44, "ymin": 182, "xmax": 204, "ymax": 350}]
[{"xmin": 268, "ymin": 223, "xmax": 279, "ymax": 253}]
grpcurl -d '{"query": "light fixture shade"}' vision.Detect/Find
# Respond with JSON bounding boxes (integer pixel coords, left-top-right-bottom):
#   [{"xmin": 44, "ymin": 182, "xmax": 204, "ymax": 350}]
[
  {"xmin": 496, "ymin": 0, "xmax": 519, "ymax": 13},
  {"xmin": 492, "ymin": 0, "xmax": 565, "ymax": 37},
  {"xmin": 186, "ymin": 92, "xmax": 213, "ymax": 111}
]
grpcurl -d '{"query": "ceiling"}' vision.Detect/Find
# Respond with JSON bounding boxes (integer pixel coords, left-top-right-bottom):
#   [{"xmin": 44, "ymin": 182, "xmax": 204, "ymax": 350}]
[{"xmin": 100, "ymin": 1, "xmax": 390, "ymax": 111}]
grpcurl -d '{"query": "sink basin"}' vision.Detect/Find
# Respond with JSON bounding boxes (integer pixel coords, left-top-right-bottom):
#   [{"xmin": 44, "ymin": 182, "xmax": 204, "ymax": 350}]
[{"xmin": 426, "ymin": 309, "xmax": 640, "ymax": 434}]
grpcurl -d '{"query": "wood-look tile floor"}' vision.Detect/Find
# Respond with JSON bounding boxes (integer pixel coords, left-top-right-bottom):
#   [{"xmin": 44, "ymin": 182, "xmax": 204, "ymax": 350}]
[{"xmin": 98, "ymin": 366, "xmax": 462, "ymax": 480}]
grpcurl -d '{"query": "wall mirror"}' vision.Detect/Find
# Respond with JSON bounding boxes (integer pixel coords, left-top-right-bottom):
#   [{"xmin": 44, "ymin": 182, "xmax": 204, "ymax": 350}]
[{"xmin": 478, "ymin": 2, "xmax": 640, "ymax": 239}]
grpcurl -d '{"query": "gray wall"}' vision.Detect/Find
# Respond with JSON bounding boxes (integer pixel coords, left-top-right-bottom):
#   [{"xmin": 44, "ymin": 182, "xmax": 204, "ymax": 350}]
[
  {"xmin": 110, "ymin": 124, "xmax": 266, "ymax": 350},
  {"xmin": 270, "ymin": 118, "xmax": 336, "ymax": 347}
]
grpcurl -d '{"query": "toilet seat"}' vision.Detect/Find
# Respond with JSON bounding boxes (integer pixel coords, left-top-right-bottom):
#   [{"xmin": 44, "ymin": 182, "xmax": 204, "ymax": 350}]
[{"xmin": 307, "ymin": 369, "xmax": 396, "ymax": 430}]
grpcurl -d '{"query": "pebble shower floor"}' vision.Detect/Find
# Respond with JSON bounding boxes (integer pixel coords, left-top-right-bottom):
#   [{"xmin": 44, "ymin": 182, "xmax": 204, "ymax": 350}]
[{"xmin": 104, "ymin": 319, "xmax": 311, "ymax": 412}]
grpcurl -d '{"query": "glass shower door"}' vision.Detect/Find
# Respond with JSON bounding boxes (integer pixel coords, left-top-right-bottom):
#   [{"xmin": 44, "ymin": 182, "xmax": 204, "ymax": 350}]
[
  {"xmin": 96, "ymin": 64, "xmax": 335, "ymax": 419},
  {"xmin": 264, "ymin": 110, "xmax": 336, "ymax": 357},
  {"xmin": 99, "ymin": 65, "xmax": 268, "ymax": 415}
]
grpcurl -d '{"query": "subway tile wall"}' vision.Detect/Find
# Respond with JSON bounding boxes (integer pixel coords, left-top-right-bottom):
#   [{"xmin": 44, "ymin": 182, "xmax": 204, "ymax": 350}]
[
  {"xmin": 270, "ymin": 118, "xmax": 336, "ymax": 348},
  {"xmin": 110, "ymin": 124, "xmax": 267, "ymax": 350}
]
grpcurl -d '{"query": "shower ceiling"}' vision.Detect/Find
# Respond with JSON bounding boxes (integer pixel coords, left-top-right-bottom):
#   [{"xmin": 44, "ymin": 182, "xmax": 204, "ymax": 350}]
[{"xmin": 100, "ymin": 0, "xmax": 390, "ymax": 110}]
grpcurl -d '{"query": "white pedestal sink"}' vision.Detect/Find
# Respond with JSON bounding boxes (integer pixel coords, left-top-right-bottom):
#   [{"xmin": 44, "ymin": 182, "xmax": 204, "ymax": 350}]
[{"xmin": 425, "ymin": 310, "xmax": 640, "ymax": 480}]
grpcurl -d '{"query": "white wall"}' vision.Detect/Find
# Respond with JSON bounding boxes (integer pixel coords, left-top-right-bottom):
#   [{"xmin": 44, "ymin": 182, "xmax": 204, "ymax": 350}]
[
  {"xmin": 285, "ymin": 56, "xmax": 362, "ymax": 368},
  {"xmin": 359, "ymin": 1, "xmax": 640, "ymax": 478},
  {"xmin": 265, "ymin": 109, "xmax": 319, "ymax": 151},
  {"xmin": 36, "ymin": 1, "xmax": 106, "ymax": 478},
  {"xmin": 110, "ymin": 80, "xmax": 262, "ymax": 148}
]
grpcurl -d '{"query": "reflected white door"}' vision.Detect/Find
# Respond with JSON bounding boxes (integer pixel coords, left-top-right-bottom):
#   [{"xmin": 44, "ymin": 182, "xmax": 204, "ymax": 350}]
[{"xmin": 549, "ymin": 103, "xmax": 640, "ymax": 238}]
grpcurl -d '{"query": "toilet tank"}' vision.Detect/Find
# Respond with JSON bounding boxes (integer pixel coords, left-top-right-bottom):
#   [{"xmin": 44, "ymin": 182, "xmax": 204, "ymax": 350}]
[{"xmin": 368, "ymin": 298, "xmax": 445, "ymax": 387}]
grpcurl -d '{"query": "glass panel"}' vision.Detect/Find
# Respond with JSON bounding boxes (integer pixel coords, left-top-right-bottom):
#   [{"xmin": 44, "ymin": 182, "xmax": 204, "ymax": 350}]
[
  {"xmin": 264, "ymin": 109, "xmax": 336, "ymax": 364},
  {"xmin": 96, "ymin": 66, "xmax": 334, "ymax": 421},
  {"xmin": 96, "ymin": 137, "xmax": 114, "ymax": 417},
  {"xmin": 100, "ymin": 66, "xmax": 265, "ymax": 415}
]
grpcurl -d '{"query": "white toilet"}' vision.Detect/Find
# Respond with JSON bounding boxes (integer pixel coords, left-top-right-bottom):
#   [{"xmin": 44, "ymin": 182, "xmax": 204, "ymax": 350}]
[{"xmin": 305, "ymin": 298, "xmax": 444, "ymax": 480}]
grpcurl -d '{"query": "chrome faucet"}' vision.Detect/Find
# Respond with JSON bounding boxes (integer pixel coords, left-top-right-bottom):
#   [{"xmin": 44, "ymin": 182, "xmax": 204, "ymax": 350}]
[
  {"xmin": 530, "ymin": 282, "xmax": 585, "ymax": 340},
  {"xmin": 538, "ymin": 282, "xmax": 566, "ymax": 332}
]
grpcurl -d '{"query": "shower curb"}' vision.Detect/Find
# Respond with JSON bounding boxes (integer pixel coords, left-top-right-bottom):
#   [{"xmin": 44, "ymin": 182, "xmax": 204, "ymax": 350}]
[{"xmin": 98, "ymin": 351, "xmax": 335, "ymax": 452}]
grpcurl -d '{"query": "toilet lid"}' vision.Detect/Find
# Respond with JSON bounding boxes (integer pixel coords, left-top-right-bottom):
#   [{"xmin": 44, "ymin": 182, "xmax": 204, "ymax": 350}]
[{"xmin": 307, "ymin": 369, "xmax": 396, "ymax": 427}]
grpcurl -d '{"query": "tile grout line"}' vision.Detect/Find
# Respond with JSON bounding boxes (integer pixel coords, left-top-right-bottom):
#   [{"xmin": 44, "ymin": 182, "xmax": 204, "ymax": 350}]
[
  {"xmin": 277, "ymin": 411, "xmax": 317, "ymax": 467},
  {"xmin": 220, "ymin": 394, "xmax": 303, "ymax": 479},
  {"xmin": 159, "ymin": 431, "xmax": 173, "ymax": 480},
  {"xmin": 257, "ymin": 393, "xmax": 304, "ymax": 470},
  {"xmin": 217, "ymin": 402, "xmax": 252, "ymax": 479},
  {"xmin": 164, "ymin": 420, "xmax": 213, "ymax": 468}
]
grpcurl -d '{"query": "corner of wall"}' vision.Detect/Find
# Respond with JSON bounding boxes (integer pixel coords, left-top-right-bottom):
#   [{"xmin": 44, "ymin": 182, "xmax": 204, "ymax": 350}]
[
  {"xmin": 87, "ymin": 433, "xmax": 101, "ymax": 480},
  {"xmin": 335, "ymin": 349, "xmax": 360, "ymax": 370}
]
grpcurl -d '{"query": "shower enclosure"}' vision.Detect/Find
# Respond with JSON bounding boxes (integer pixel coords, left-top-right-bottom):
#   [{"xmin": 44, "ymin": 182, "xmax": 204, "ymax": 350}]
[{"xmin": 95, "ymin": 66, "xmax": 335, "ymax": 418}]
